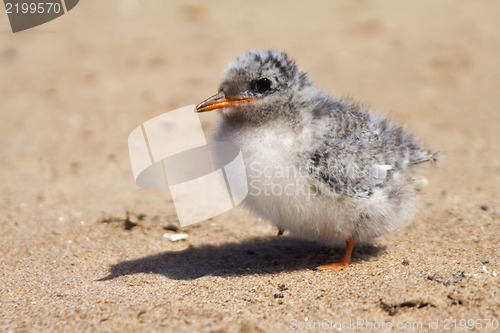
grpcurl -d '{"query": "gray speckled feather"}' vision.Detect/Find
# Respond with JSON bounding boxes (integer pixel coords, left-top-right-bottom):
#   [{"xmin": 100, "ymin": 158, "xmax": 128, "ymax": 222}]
[{"xmin": 302, "ymin": 96, "xmax": 434, "ymax": 199}]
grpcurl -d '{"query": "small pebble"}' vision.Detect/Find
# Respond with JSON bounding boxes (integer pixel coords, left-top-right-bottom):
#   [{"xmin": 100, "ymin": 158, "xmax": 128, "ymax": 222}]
[
  {"xmin": 163, "ymin": 233, "xmax": 188, "ymax": 242},
  {"xmin": 164, "ymin": 224, "xmax": 180, "ymax": 232},
  {"xmin": 278, "ymin": 284, "xmax": 288, "ymax": 291},
  {"xmin": 123, "ymin": 219, "xmax": 138, "ymax": 230}
]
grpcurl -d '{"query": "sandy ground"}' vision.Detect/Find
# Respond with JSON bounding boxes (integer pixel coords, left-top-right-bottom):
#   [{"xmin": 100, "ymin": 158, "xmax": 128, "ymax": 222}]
[{"xmin": 0, "ymin": 1, "xmax": 498, "ymax": 332}]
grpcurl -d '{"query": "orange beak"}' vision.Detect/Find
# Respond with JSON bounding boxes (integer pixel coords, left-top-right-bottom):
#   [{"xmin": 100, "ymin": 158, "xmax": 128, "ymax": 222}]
[{"xmin": 196, "ymin": 92, "xmax": 255, "ymax": 113}]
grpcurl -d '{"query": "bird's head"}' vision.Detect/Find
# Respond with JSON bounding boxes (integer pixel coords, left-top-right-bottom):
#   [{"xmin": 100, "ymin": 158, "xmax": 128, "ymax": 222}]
[{"xmin": 196, "ymin": 50, "xmax": 312, "ymax": 124}]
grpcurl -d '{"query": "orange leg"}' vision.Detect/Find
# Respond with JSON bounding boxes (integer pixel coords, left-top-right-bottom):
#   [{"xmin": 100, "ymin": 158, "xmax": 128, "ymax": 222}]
[{"xmin": 317, "ymin": 235, "xmax": 356, "ymax": 271}]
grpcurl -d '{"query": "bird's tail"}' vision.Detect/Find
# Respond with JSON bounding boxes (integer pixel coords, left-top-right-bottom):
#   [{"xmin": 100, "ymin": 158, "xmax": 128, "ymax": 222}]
[{"xmin": 411, "ymin": 149, "xmax": 439, "ymax": 166}]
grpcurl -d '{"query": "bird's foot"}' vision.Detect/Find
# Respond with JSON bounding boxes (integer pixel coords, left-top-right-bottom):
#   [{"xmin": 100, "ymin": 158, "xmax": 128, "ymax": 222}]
[
  {"xmin": 315, "ymin": 235, "xmax": 356, "ymax": 271},
  {"xmin": 315, "ymin": 261, "xmax": 349, "ymax": 271}
]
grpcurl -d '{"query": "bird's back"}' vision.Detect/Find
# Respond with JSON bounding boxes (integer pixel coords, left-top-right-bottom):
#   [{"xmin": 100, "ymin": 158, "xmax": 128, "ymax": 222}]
[{"xmin": 301, "ymin": 96, "xmax": 435, "ymax": 199}]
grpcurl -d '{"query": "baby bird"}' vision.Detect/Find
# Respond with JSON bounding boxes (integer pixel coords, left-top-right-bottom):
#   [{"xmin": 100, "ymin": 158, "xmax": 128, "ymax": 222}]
[{"xmin": 196, "ymin": 50, "xmax": 435, "ymax": 270}]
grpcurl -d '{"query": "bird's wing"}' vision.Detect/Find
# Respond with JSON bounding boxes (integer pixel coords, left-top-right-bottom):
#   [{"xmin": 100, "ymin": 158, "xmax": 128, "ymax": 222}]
[{"xmin": 304, "ymin": 114, "xmax": 435, "ymax": 199}]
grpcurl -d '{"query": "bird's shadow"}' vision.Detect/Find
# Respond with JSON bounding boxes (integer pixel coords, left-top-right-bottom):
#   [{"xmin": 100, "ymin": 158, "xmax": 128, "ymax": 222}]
[{"xmin": 99, "ymin": 236, "xmax": 385, "ymax": 281}]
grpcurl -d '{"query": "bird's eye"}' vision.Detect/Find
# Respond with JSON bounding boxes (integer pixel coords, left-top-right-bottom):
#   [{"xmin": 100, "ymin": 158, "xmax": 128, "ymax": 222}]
[{"xmin": 253, "ymin": 78, "xmax": 272, "ymax": 93}]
